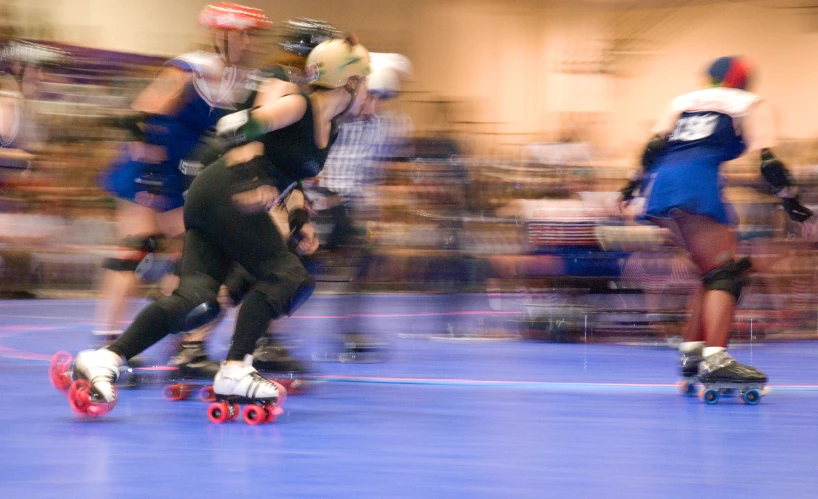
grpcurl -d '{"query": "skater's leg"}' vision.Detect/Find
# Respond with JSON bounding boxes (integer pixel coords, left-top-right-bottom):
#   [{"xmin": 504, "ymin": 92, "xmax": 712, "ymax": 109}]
[
  {"xmin": 106, "ymin": 227, "xmax": 229, "ymax": 362},
  {"xmin": 678, "ymin": 285, "xmax": 705, "ymax": 378},
  {"xmin": 672, "ymin": 212, "xmax": 766, "ymax": 384},
  {"xmin": 198, "ymin": 193, "xmax": 312, "ymax": 363},
  {"xmin": 95, "ymin": 201, "xmax": 183, "ymax": 337},
  {"xmin": 652, "ymin": 217, "xmax": 706, "ymax": 375},
  {"xmin": 675, "ymin": 213, "xmax": 739, "ymax": 350}
]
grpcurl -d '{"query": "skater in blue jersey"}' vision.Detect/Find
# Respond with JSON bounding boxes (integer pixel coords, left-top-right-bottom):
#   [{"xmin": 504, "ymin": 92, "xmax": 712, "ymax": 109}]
[
  {"xmin": 93, "ymin": 3, "xmax": 270, "ymax": 353},
  {"xmin": 621, "ymin": 56, "xmax": 812, "ymax": 403}
]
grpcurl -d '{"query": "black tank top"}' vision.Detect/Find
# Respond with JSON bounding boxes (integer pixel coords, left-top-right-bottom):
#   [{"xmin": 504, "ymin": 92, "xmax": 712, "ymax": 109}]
[{"xmin": 260, "ymin": 92, "xmax": 338, "ymax": 190}]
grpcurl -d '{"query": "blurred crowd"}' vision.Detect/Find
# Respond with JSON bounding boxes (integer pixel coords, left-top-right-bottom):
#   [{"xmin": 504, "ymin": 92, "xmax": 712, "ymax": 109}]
[{"xmin": 1, "ymin": 22, "xmax": 818, "ymax": 345}]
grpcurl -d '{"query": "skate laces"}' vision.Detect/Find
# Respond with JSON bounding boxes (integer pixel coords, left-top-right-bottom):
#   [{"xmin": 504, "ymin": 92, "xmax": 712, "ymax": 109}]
[
  {"xmin": 90, "ymin": 368, "xmax": 118, "ymax": 386},
  {"xmin": 244, "ymin": 371, "xmax": 279, "ymax": 399}
]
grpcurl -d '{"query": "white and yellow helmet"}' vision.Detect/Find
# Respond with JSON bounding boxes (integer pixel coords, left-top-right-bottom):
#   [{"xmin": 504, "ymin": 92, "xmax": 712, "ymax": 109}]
[{"xmin": 305, "ymin": 37, "xmax": 371, "ymax": 89}]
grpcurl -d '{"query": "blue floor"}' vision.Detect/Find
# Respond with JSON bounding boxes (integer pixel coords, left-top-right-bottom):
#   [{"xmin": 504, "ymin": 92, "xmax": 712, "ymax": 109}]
[{"xmin": 2, "ymin": 296, "xmax": 818, "ymax": 498}]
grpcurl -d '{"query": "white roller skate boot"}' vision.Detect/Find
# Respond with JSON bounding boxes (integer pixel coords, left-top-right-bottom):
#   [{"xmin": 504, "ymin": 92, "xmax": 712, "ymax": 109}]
[
  {"xmin": 52, "ymin": 348, "xmax": 122, "ymax": 417},
  {"xmin": 208, "ymin": 355, "xmax": 287, "ymax": 424}
]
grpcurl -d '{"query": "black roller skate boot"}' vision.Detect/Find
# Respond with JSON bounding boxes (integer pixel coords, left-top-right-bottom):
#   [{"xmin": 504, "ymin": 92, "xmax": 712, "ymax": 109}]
[
  {"xmin": 697, "ymin": 350, "xmax": 769, "ymax": 405},
  {"xmin": 252, "ymin": 334, "xmax": 309, "ymax": 394},
  {"xmin": 337, "ymin": 332, "xmax": 387, "ymax": 363},
  {"xmin": 162, "ymin": 341, "xmax": 220, "ymax": 402},
  {"xmin": 677, "ymin": 342, "xmax": 704, "ymax": 396}
]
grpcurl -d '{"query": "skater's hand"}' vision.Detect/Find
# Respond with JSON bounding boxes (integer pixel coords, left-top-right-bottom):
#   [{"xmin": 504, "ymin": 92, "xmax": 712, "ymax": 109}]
[
  {"xmin": 618, "ymin": 178, "xmax": 638, "ymax": 213},
  {"xmin": 293, "ymin": 222, "xmax": 319, "ymax": 256},
  {"xmin": 781, "ymin": 196, "xmax": 813, "ymax": 223},
  {"xmin": 216, "ymin": 108, "xmax": 267, "ymax": 146},
  {"xmin": 232, "ymin": 185, "xmax": 280, "ymax": 214}
]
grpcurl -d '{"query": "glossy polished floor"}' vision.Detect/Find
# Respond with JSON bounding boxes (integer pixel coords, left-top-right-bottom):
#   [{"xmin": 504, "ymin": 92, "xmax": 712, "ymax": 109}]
[{"xmin": 2, "ymin": 296, "xmax": 818, "ymax": 498}]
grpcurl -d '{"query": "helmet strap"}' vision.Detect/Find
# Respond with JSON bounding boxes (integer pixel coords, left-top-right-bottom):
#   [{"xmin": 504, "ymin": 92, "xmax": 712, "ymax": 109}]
[
  {"xmin": 335, "ymin": 82, "xmax": 358, "ymax": 120},
  {"xmin": 214, "ymin": 31, "xmax": 231, "ymax": 65}
]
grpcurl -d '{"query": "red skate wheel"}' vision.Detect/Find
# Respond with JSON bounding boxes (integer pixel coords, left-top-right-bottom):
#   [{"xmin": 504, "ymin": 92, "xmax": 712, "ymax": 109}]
[
  {"xmin": 263, "ymin": 405, "xmax": 275, "ymax": 423},
  {"xmin": 227, "ymin": 403, "xmax": 240, "ymax": 421},
  {"xmin": 49, "ymin": 351, "xmax": 73, "ymax": 392},
  {"xmin": 86, "ymin": 399, "xmax": 115, "ymax": 418},
  {"xmin": 243, "ymin": 404, "xmax": 265, "ymax": 425},
  {"xmin": 264, "ymin": 405, "xmax": 283, "ymax": 423},
  {"xmin": 162, "ymin": 384, "xmax": 190, "ymax": 401},
  {"xmin": 67, "ymin": 379, "xmax": 91, "ymax": 415},
  {"xmin": 199, "ymin": 386, "xmax": 216, "ymax": 403},
  {"xmin": 207, "ymin": 402, "xmax": 229, "ymax": 423}
]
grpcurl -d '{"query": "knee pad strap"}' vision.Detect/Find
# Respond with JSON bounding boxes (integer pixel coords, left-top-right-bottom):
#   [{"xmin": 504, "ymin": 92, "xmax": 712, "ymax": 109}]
[{"xmin": 102, "ymin": 234, "xmax": 166, "ymax": 274}]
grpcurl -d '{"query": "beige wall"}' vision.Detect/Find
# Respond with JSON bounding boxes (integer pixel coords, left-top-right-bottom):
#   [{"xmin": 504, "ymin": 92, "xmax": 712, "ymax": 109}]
[{"xmin": 8, "ymin": 0, "xmax": 818, "ymax": 158}]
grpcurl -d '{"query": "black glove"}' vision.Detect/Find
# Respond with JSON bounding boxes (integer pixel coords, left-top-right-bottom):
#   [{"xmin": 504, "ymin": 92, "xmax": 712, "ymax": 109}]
[
  {"xmin": 287, "ymin": 208, "xmax": 310, "ymax": 253},
  {"xmin": 110, "ymin": 112, "xmax": 149, "ymax": 141},
  {"xmin": 288, "ymin": 208, "xmax": 310, "ymax": 234},
  {"xmin": 781, "ymin": 196, "xmax": 813, "ymax": 222},
  {"xmin": 619, "ymin": 178, "xmax": 640, "ymax": 204}
]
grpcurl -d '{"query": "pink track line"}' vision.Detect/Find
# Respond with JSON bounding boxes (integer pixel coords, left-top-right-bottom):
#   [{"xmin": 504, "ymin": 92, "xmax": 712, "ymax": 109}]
[{"xmin": 0, "ymin": 345, "xmax": 51, "ymax": 361}]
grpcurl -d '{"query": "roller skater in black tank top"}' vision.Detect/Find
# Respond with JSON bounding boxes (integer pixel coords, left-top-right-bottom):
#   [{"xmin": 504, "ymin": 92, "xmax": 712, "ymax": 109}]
[{"xmin": 50, "ymin": 36, "xmax": 372, "ymax": 423}]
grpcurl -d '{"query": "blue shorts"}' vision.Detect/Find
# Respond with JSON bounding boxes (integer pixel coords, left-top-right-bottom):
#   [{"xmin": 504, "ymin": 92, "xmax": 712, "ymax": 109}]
[
  {"xmin": 641, "ymin": 161, "xmax": 735, "ymax": 225},
  {"xmin": 99, "ymin": 148, "xmax": 185, "ymax": 212}
]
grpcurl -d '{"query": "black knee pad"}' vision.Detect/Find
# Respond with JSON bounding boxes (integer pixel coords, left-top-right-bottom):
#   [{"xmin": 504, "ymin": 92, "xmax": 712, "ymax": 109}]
[
  {"xmin": 102, "ymin": 234, "xmax": 166, "ymax": 275},
  {"xmin": 155, "ymin": 273, "xmax": 221, "ymax": 332},
  {"xmin": 702, "ymin": 257, "xmax": 752, "ymax": 301}
]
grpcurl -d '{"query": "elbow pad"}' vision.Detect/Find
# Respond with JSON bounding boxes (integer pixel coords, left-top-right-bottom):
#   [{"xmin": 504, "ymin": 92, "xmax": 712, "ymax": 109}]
[
  {"xmin": 641, "ymin": 136, "xmax": 665, "ymax": 171},
  {"xmin": 760, "ymin": 148, "xmax": 795, "ymax": 195}
]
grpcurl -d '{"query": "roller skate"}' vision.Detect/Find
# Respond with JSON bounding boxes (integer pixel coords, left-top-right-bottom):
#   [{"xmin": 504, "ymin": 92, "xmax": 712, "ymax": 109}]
[
  {"xmin": 162, "ymin": 341, "xmax": 220, "ymax": 402},
  {"xmin": 314, "ymin": 332, "xmax": 387, "ymax": 363},
  {"xmin": 676, "ymin": 342, "xmax": 703, "ymax": 396},
  {"xmin": 91, "ymin": 328, "xmax": 144, "ymax": 389},
  {"xmin": 49, "ymin": 348, "xmax": 122, "ymax": 418},
  {"xmin": 697, "ymin": 350, "xmax": 770, "ymax": 405},
  {"xmin": 252, "ymin": 334, "xmax": 309, "ymax": 394},
  {"xmin": 206, "ymin": 355, "xmax": 287, "ymax": 425},
  {"xmin": 339, "ymin": 332, "xmax": 387, "ymax": 363}
]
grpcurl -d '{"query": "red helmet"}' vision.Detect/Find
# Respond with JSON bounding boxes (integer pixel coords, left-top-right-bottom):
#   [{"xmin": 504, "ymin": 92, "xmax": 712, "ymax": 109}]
[{"xmin": 198, "ymin": 3, "xmax": 271, "ymax": 31}]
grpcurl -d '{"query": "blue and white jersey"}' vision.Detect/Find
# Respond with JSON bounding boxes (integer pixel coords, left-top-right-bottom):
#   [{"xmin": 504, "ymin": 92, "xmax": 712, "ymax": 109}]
[
  {"xmin": 144, "ymin": 51, "xmax": 247, "ymax": 158},
  {"xmin": 642, "ymin": 87, "xmax": 772, "ymax": 225},
  {"xmin": 101, "ymin": 51, "xmax": 249, "ymax": 211},
  {"xmin": 651, "ymin": 86, "xmax": 767, "ymax": 171}
]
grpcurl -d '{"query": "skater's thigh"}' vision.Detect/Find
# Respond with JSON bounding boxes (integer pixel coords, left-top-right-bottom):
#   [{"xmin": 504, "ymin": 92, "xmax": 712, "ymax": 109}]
[
  {"xmin": 674, "ymin": 212, "xmax": 736, "ymax": 273},
  {"xmin": 178, "ymin": 228, "xmax": 231, "ymax": 285},
  {"xmin": 114, "ymin": 198, "xmax": 161, "ymax": 238},
  {"xmin": 216, "ymin": 212, "xmax": 299, "ymax": 280}
]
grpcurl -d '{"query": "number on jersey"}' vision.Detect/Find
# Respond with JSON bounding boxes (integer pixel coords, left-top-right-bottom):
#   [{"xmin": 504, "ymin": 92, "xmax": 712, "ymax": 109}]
[{"xmin": 669, "ymin": 114, "xmax": 718, "ymax": 142}]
